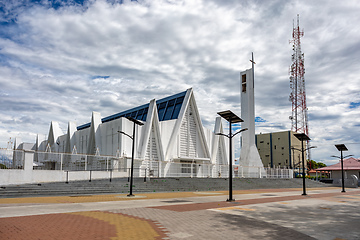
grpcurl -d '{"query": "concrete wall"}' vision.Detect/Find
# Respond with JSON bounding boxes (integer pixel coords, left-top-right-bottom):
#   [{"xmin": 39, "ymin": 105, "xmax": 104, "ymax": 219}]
[
  {"xmin": 333, "ymin": 177, "xmax": 359, "ymax": 188},
  {"xmin": 332, "ymin": 170, "xmax": 359, "ymax": 179},
  {"xmin": 0, "ymin": 169, "xmax": 128, "ymax": 186},
  {"xmin": 0, "ymin": 150, "xmax": 128, "ymax": 186}
]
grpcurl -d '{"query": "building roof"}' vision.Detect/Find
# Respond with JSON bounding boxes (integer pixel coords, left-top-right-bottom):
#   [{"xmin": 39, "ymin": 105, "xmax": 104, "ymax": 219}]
[
  {"xmin": 309, "ymin": 169, "xmax": 329, "ymax": 173},
  {"xmin": 77, "ymin": 90, "xmax": 187, "ymax": 130},
  {"xmin": 316, "ymin": 157, "xmax": 360, "ymax": 171}
]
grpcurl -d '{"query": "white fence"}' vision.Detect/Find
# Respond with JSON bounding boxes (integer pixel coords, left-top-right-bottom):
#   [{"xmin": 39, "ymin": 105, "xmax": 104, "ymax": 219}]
[
  {"xmin": 0, "ymin": 149, "xmax": 293, "ymax": 185},
  {"xmin": 158, "ymin": 162, "xmax": 292, "ymax": 179},
  {"xmin": 34, "ymin": 151, "xmax": 128, "ymax": 171},
  {"xmin": 265, "ymin": 167, "xmax": 293, "ymax": 179},
  {"xmin": 0, "ymin": 149, "xmax": 24, "ymax": 169}
]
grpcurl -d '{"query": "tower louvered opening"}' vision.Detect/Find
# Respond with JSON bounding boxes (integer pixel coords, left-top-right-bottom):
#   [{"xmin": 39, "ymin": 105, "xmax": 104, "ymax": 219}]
[{"xmin": 145, "ymin": 124, "xmax": 159, "ymax": 161}]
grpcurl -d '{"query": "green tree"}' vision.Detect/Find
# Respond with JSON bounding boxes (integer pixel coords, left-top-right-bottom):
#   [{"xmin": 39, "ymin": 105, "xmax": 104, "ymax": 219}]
[{"xmin": 307, "ymin": 160, "xmax": 326, "ymax": 169}]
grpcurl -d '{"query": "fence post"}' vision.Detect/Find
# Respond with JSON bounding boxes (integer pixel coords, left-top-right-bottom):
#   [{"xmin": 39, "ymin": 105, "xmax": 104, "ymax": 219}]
[
  {"xmin": 158, "ymin": 161, "xmax": 161, "ymax": 178},
  {"xmin": 106, "ymin": 157, "xmax": 109, "ymax": 171},
  {"xmin": 23, "ymin": 150, "xmax": 34, "ymax": 171},
  {"xmin": 197, "ymin": 163, "xmax": 199, "ymax": 178},
  {"xmin": 60, "ymin": 153, "xmax": 63, "ymax": 171},
  {"xmin": 259, "ymin": 167, "xmax": 261, "ymax": 178}
]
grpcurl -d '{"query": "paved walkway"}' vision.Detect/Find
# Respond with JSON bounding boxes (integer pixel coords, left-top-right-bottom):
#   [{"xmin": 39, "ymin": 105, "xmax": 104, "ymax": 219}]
[{"xmin": 0, "ymin": 187, "xmax": 359, "ymax": 240}]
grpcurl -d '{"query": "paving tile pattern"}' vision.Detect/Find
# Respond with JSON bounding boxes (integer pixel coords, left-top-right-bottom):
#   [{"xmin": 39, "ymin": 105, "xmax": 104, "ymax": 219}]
[
  {"xmin": 0, "ymin": 188, "xmax": 359, "ymax": 240},
  {"xmin": 0, "ymin": 211, "xmax": 167, "ymax": 240},
  {"xmin": 110, "ymin": 207, "xmax": 315, "ymax": 240},
  {"xmin": 0, "ymin": 213, "xmax": 116, "ymax": 240},
  {"xmin": 151, "ymin": 190, "xmax": 360, "ymax": 212}
]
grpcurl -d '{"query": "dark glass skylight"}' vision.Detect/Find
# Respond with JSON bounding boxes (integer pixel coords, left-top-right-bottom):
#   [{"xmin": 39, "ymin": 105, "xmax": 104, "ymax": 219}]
[{"xmin": 77, "ymin": 90, "xmax": 187, "ymax": 130}]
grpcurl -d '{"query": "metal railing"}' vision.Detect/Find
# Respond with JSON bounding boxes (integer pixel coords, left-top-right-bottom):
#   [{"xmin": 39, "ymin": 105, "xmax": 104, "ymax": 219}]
[
  {"xmin": 1, "ymin": 149, "xmax": 293, "ymax": 179},
  {"xmin": 0, "ymin": 149, "xmax": 24, "ymax": 169}
]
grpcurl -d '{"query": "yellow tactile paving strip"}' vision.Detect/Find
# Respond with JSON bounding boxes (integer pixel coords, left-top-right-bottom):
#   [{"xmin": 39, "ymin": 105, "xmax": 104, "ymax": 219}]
[
  {"xmin": 0, "ymin": 191, "xmax": 222, "ymax": 204},
  {"xmin": 68, "ymin": 211, "xmax": 164, "ymax": 240},
  {"xmin": 0, "ymin": 187, "xmax": 333, "ymax": 205},
  {"xmin": 216, "ymin": 206, "xmax": 256, "ymax": 211}
]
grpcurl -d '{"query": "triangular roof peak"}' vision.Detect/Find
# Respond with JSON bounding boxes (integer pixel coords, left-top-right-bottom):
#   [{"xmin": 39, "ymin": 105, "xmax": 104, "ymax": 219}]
[
  {"xmin": 87, "ymin": 111, "xmax": 102, "ymax": 155},
  {"xmin": 139, "ymin": 99, "xmax": 164, "ymax": 161},
  {"xmin": 211, "ymin": 117, "xmax": 227, "ymax": 164},
  {"xmin": 164, "ymin": 88, "xmax": 210, "ymax": 160},
  {"xmin": 47, "ymin": 121, "xmax": 63, "ymax": 152}
]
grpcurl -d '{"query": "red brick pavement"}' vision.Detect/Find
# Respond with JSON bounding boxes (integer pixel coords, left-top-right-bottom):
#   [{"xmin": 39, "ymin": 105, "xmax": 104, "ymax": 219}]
[
  {"xmin": 0, "ymin": 211, "xmax": 168, "ymax": 240},
  {"xmin": 0, "ymin": 213, "xmax": 116, "ymax": 240}
]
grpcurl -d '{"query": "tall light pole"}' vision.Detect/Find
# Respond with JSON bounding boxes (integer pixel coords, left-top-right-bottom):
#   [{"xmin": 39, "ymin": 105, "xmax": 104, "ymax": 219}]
[
  {"xmin": 118, "ymin": 117, "xmax": 144, "ymax": 197},
  {"xmin": 293, "ymin": 133, "xmax": 311, "ymax": 196},
  {"xmin": 332, "ymin": 144, "xmax": 353, "ymax": 193},
  {"xmin": 216, "ymin": 110, "xmax": 247, "ymax": 202}
]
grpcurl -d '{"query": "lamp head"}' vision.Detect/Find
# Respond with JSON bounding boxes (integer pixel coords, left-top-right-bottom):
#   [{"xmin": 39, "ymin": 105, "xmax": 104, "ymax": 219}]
[{"xmin": 335, "ymin": 144, "xmax": 348, "ymax": 151}]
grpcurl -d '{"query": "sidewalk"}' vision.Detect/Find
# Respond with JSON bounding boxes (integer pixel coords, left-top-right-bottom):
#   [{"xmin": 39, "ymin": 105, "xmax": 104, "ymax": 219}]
[{"xmin": 1, "ymin": 187, "xmax": 359, "ymax": 240}]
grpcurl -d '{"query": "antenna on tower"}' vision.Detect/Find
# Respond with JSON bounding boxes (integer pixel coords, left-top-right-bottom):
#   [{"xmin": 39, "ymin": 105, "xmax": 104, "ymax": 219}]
[
  {"xmin": 7, "ymin": 137, "xmax": 13, "ymax": 150},
  {"xmin": 289, "ymin": 14, "xmax": 311, "ymax": 159}
]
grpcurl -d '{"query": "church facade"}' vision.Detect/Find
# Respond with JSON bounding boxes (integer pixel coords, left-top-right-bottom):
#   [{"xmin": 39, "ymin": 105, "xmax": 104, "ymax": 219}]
[{"xmin": 30, "ymin": 88, "xmax": 233, "ymax": 177}]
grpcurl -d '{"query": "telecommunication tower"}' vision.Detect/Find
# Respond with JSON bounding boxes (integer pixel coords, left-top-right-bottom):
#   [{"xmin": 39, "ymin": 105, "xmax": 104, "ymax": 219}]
[
  {"xmin": 7, "ymin": 137, "xmax": 13, "ymax": 150},
  {"xmin": 289, "ymin": 15, "xmax": 310, "ymax": 158},
  {"xmin": 289, "ymin": 15, "xmax": 309, "ymax": 135}
]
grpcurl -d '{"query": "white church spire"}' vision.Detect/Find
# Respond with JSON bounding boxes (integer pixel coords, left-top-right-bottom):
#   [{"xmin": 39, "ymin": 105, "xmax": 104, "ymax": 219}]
[{"xmin": 239, "ymin": 53, "xmax": 266, "ymax": 177}]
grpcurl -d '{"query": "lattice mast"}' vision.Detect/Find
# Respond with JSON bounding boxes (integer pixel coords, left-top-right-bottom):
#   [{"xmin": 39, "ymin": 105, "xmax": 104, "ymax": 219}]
[
  {"xmin": 289, "ymin": 15, "xmax": 309, "ymax": 135},
  {"xmin": 289, "ymin": 15, "xmax": 310, "ymax": 158}
]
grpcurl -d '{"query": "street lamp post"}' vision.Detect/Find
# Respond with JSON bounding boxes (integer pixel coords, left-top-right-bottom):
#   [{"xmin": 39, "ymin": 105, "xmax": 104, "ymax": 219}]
[
  {"xmin": 332, "ymin": 144, "xmax": 353, "ymax": 193},
  {"xmin": 118, "ymin": 117, "xmax": 144, "ymax": 197},
  {"xmin": 293, "ymin": 133, "xmax": 311, "ymax": 196},
  {"xmin": 216, "ymin": 110, "xmax": 247, "ymax": 202}
]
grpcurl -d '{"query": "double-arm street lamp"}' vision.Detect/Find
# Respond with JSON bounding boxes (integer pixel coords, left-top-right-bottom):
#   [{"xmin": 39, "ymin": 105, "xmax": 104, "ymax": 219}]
[
  {"xmin": 216, "ymin": 110, "xmax": 247, "ymax": 202},
  {"xmin": 293, "ymin": 133, "xmax": 316, "ymax": 196},
  {"xmin": 118, "ymin": 116, "xmax": 144, "ymax": 197},
  {"xmin": 331, "ymin": 144, "xmax": 353, "ymax": 193}
]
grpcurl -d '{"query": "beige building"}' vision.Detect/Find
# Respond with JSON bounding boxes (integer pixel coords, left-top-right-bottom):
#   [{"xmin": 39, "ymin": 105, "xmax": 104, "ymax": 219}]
[{"xmin": 255, "ymin": 131, "xmax": 305, "ymax": 169}]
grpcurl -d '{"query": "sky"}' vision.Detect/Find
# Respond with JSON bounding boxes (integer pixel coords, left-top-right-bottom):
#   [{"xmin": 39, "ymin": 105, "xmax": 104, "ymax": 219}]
[{"xmin": 0, "ymin": 0, "xmax": 359, "ymax": 166}]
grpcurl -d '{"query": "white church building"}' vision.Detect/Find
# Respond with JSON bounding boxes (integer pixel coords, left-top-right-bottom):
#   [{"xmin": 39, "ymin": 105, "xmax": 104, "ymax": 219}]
[{"xmin": 26, "ymin": 88, "xmax": 237, "ymax": 178}]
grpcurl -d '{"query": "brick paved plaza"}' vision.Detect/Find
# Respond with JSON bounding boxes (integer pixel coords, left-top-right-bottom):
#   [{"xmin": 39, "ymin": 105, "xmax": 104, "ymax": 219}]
[{"xmin": 1, "ymin": 188, "xmax": 359, "ymax": 240}]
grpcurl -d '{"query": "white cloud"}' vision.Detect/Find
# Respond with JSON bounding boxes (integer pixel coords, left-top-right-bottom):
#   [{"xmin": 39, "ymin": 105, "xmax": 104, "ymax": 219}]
[{"xmin": 1, "ymin": 0, "xmax": 360, "ymax": 165}]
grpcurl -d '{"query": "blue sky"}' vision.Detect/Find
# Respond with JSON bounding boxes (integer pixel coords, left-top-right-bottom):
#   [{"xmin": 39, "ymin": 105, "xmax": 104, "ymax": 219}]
[{"xmin": 1, "ymin": 0, "xmax": 359, "ymax": 165}]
